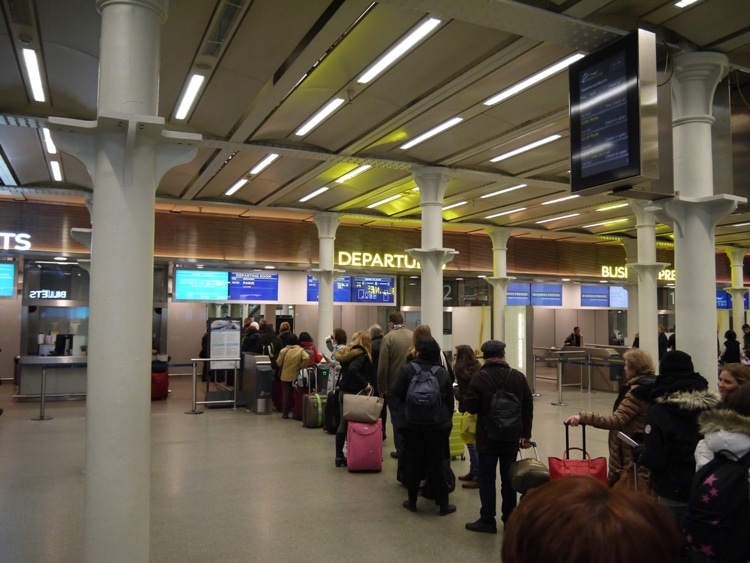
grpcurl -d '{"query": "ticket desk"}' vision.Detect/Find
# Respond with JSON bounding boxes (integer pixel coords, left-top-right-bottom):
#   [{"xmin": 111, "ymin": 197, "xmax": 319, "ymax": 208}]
[{"xmin": 15, "ymin": 356, "xmax": 88, "ymax": 401}]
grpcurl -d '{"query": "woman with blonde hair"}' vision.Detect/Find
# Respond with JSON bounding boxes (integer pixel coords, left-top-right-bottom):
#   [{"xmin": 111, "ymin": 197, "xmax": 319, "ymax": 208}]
[
  {"xmin": 717, "ymin": 362, "xmax": 750, "ymax": 400},
  {"xmin": 565, "ymin": 347, "xmax": 656, "ymax": 487},
  {"xmin": 333, "ymin": 330, "xmax": 374, "ymax": 467}
]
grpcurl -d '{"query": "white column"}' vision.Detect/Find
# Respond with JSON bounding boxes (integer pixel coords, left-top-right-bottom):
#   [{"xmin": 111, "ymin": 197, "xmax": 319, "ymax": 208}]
[
  {"xmin": 50, "ymin": 1, "xmax": 198, "ymax": 561},
  {"xmin": 725, "ymin": 248, "xmax": 748, "ymax": 330},
  {"xmin": 627, "ymin": 200, "xmax": 668, "ymax": 362},
  {"xmin": 406, "ymin": 167, "xmax": 457, "ymax": 336},
  {"xmin": 485, "ymin": 227, "xmax": 514, "ymax": 343},
  {"xmin": 653, "ymin": 51, "xmax": 741, "ymax": 380},
  {"xmin": 312, "ymin": 212, "xmax": 342, "ymax": 345},
  {"xmin": 621, "ymin": 238, "xmax": 640, "ymax": 345}
]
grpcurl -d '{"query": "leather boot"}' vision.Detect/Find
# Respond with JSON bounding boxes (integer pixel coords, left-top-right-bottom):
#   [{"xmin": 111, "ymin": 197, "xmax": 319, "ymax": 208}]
[{"xmin": 335, "ymin": 433, "xmax": 347, "ymax": 467}]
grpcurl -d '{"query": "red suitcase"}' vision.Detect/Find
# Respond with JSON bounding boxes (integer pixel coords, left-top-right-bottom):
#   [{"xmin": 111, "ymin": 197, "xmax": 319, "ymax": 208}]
[
  {"xmin": 151, "ymin": 371, "xmax": 169, "ymax": 400},
  {"xmin": 347, "ymin": 419, "xmax": 383, "ymax": 472}
]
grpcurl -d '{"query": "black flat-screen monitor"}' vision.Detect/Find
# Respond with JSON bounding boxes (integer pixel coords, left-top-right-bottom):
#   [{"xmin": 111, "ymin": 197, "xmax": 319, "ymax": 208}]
[{"xmin": 569, "ymin": 29, "xmax": 658, "ymax": 194}]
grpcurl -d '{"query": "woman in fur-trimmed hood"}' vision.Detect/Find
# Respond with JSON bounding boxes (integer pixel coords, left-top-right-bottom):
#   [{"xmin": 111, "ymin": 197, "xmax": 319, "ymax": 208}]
[
  {"xmin": 634, "ymin": 350, "xmax": 721, "ymax": 526},
  {"xmin": 695, "ymin": 385, "xmax": 750, "ymax": 471}
]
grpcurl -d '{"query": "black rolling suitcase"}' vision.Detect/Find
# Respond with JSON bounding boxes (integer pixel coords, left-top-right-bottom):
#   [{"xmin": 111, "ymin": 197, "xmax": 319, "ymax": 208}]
[{"xmin": 324, "ymin": 389, "xmax": 340, "ymax": 434}]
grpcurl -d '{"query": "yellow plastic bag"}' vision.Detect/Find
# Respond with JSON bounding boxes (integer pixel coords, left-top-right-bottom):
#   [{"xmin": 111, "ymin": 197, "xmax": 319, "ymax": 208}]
[{"xmin": 460, "ymin": 412, "xmax": 477, "ymax": 444}]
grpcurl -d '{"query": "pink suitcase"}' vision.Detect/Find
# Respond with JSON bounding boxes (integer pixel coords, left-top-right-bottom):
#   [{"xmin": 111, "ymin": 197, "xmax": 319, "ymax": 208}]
[{"xmin": 347, "ymin": 419, "xmax": 383, "ymax": 472}]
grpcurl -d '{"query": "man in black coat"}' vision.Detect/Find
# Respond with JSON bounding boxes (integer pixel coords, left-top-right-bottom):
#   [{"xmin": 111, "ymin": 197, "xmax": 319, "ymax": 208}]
[{"xmin": 463, "ymin": 340, "xmax": 533, "ymax": 534}]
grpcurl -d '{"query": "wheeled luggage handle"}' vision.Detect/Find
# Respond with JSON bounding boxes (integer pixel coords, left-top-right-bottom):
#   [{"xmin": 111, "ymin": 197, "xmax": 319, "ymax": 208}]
[
  {"xmin": 563, "ymin": 421, "xmax": 587, "ymax": 459},
  {"xmin": 517, "ymin": 441, "xmax": 541, "ymax": 461}
]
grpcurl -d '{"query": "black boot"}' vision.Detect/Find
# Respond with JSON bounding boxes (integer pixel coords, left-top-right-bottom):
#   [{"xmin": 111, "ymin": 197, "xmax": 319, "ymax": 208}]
[{"xmin": 335, "ymin": 433, "xmax": 347, "ymax": 467}]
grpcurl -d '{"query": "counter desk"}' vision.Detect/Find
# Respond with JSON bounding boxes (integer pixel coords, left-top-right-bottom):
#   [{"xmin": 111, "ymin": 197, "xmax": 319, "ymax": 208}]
[{"xmin": 15, "ymin": 356, "xmax": 88, "ymax": 401}]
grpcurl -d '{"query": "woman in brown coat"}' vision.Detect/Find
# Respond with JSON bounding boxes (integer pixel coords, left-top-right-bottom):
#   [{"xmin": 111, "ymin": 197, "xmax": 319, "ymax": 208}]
[{"xmin": 565, "ymin": 348, "xmax": 656, "ymax": 487}]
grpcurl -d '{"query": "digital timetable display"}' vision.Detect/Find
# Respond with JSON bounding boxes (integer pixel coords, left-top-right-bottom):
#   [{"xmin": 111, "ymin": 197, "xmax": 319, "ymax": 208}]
[
  {"xmin": 229, "ymin": 272, "xmax": 279, "ymax": 301},
  {"xmin": 0, "ymin": 262, "xmax": 16, "ymax": 298},
  {"xmin": 352, "ymin": 277, "xmax": 395, "ymax": 304},
  {"xmin": 174, "ymin": 270, "xmax": 229, "ymax": 301},
  {"xmin": 306, "ymin": 275, "xmax": 352, "ymax": 302}
]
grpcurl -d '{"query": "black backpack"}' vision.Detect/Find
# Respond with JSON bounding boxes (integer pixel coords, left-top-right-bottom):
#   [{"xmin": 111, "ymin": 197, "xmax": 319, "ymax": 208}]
[
  {"xmin": 683, "ymin": 450, "xmax": 750, "ymax": 562},
  {"xmin": 405, "ymin": 362, "xmax": 442, "ymax": 425},
  {"xmin": 481, "ymin": 368, "xmax": 522, "ymax": 442}
]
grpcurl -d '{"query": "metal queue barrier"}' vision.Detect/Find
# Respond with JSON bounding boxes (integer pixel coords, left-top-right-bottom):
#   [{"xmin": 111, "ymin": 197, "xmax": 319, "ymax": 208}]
[
  {"xmin": 185, "ymin": 357, "xmax": 240, "ymax": 415},
  {"xmin": 18, "ymin": 355, "xmax": 89, "ymax": 421}
]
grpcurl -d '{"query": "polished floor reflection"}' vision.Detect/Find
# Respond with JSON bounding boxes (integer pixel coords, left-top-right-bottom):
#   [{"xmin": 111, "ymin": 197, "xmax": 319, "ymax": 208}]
[{"xmin": 0, "ymin": 367, "xmax": 615, "ymax": 562}]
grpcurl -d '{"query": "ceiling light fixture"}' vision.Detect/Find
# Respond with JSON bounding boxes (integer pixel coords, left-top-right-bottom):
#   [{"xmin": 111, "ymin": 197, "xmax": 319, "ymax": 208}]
[
  {"xmin": 54, "ymin": 256, "xmax": 68, "ymax": 261},
  {"xmin": 357, "ymin": 17, "xmax": 441, "ymax": 84},
  {"xmin": 675, "ymin": 0, "xmax": 699, "ymax": 6},
  {"xmin": 582, "ymin": 218, "xmax": 629, "ymax": 228},
  {"xmin": 480, "ymin": 183, "xmax": 527, "ymax": 199},
  {"xmin": 443, "ymin": 201, "xmax": 467, "ymax": 211},
  {"xmin": 542, "ymin": 194, "xmax": 579, "ymax": 205},
  {"xmin": 299, "ymin": 186, "xmax": 329, "ymax": 202},
  {"xmin": 367, "ymin": 194, "xmax": 401, "ymax": 209},
  {"xmin": 224, "ymin": 178, "xmax": 248, "ymax": 196},
  {"xmin": 295, "ymin": 97, "xmax": 346, "ymax": 136},
  {"xmin": 732, "ymin": 222, "xmax": 750, "ymax": 227},
  {"xmin": 484, "ymin": 53, "xmax": 585, "ymax": 106},
  {"xmin": 597, "ymin": 202, "xmax": 629, "ymax": 212},
  {"xmin": 486, "ymin": 207, "xmax": 526, "ymax": 219},
  {"xmin": 264, "ymin": 265, "xmax": 276, "ymax": 270},
  {"xmin": 250, "ymin": 153, "xmax": 279, "ymax": 175},
  {"xmin": 400, "ymin": 117, "xmax": 463, "ymax": 150},
  {"xmin": 335, "ymin": 165, "xmax": 371, "ymax": 183},
  {"xmin": 22, "ymin": 48, "xmax": 46, "ymax": 102},
  {"xmin": 536, "ymin": 213, "xmax": 579, "ymax": 224},
  {"xmin": 175, "ymin": 74, "xmax": 205, "ymax": 120},
  {"xmin": 490, "ymin": 134, "xmax": 562, "ymax": 163},
  {"xmin": 42, "ymin": 128, "xmax": 57, "ymax": 154},
  {"xmin": 50, "ymin": 160, "xmax": 62, "ymax": 182}
]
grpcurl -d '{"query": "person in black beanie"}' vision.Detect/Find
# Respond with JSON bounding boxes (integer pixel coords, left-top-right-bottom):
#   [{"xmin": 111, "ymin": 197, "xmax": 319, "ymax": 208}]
[{"xmin": 633, "ymin": 350, "xmax": 720, "ymax": 528}]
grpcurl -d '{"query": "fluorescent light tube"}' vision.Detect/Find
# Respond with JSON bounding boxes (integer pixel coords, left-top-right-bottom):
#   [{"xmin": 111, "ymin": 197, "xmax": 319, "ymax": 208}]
[
  {"xmin": 335, "ymin": 165, "xmax": 371, "ymax": 183},
  {"xmin": 675, "ymin": 0, "xmax": 699, "ymax": 6},
  {"xmin": 582, "ymin": 218, "xmax": 629, "ymax": 228},
  {"xmin": 22, "ymin": 49, "xmax": 45, "ymax": 103},
  {"xmin": 542, "ymin": 194, "xmax": 579, "ymax": 205},
  {"xmin": 50, "ymin": 160, "xmax": 62, "ymax": 181},
  {"xmin": 295, "ymin": 98, "xmax": 346, "ymax": 136},
  {"xmin": 490, "ymin": 134, "xmax": 561, "ymax": 163},
  {"xmin": 225, "ymin": 178, "xmax": 248, "ymax": 196},
  {"xmin": 42, "ymin": 128, "xmax": 57, "ymax": 154},
  {"xmin": 358, "ymin": 18, "xmax": 441, "ymax": 84},
  {"xmin": 480, "ymin": 183, "xmax": 527, "ymax": 199},
  {"xmin": 250, "ymin": 153, "xmax": 279, "ymax": 175},
  {"xmin": 175, "ymin": 74, "xmax": 205, "ymax": 120},
  {"xmin": 400, "ymin": 117, "xmax": 463, "ymax": 150},
  {"xmin": 536, "ymin": 213, "xmax": 579, "ymax": 224},
  {"xmin": 442, "ymin": 201, "xmax": 467, "ymax": 211},
  {"xmin": 367, "ymin": 194, "xmax": 401, "ymax": 209},
  {"xmin": 731, "ymin": 222, "xmax": 750, "ymax": 227},
  {"xmin": 484, "ymin": 53, "xmax": 584, "ymax": 106},
  {"xmin": 486, "ymin": 207, "xmax": 526, "ymax": 219},
  {"xmin": 299, "ymin": 186, "xmax": 329, "ymax": 202},
  {"xmin": 597, "ymin": 203, "xmax": 629, "ymax": 212}
]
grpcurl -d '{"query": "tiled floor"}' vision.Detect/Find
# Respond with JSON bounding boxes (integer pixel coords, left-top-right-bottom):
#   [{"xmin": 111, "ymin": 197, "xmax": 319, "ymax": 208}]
[{"xmin": 0, "ymin": 366, "xmax": 616, "ymax": 562}]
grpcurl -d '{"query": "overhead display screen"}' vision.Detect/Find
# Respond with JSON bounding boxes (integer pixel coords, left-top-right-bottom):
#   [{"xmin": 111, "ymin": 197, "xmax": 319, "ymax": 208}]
[
  {"xmin": 530, "ymin": 283, "xmax": 562, "ymax": 307},
  {"xmin": 581, "ymin": 285, "xmax": 609, "ymax": 307},
  {"xmin": 716, "ymin": 290, "xmax": 731, "ymax": 310},
  {"xmin": 609, "ymin": 285, "xmax": 628, "ymax": 308},
  {"xmin": 352, "ymin": 277, "xmax": 395, "ymax": 304},
  {"xmin": 174, "ymin": 270, "xmax": 228, "ymax": 301},
  {"xmin": 507, "ymin": 282, "xmax": 531, "ymax": 306},
  {"xmin": 0, "ymin": 263, "xmax": 15, "ymax": 298},
  {"xmin": 306, "ymin": 275, "xmax": 352, "ymax": 302},
  {"xmin": 229, "ymin": 272, "xmax": 278, "ymax": 301}
]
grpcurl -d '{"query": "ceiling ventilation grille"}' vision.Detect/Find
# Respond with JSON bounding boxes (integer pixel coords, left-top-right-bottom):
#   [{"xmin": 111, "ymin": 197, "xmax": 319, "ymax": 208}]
[
  {"xmin": 6, "ymin": 0, "xmax": 32, "ymax": 26},
  {"xmin": 202, "ymin": 0, "xmax": 246, "ymax": 57}
]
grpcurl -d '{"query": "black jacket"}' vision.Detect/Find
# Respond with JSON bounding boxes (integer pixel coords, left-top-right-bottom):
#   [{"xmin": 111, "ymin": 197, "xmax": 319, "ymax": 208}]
[
  {"xmin": 370, "ymin": 335, "xmax": 383, "ymax": 389},
  {"xmin": 390, "ymin": 359, "xmax": 454, "ymax": 432},
  {"xmin": 463, "ymin": 359, "xmax": 533, "ymax": 454},
  {"xmin": 336, "ymin": 345, "xmax": 373, "ymax": 394},
  {"xmin": 637, "ymin": 372, "xmax": 721, "ymax": 502}
]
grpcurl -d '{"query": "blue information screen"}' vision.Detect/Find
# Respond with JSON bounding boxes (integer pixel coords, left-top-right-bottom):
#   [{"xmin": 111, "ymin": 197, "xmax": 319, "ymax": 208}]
[
  {"xmin": 609, "ymin": 286, "xmax": 628, "ymax": 308},
  {"xmin": 306, "ymin": 275, "xmax": 352, "ymax": 302},
  {"xmin": 581, "ymin": 285, "xmax": 609, "ymax": 307},
  {"xmin": 531, "ymin": 283, "xmax": 562, "ymax": 306},
  {"xmin": 229, "ymin": 272, "xmax": 279, "ymax": 301},
  {"xmin": 716, "ymin": 290, "xmax": 732, "ymax": 310},
  {"xmin": 352, "ymin": 277, "xmax": 395, "ymax": 303},
  {"xmin": 0, "ymin": 263, "xmax": 15, "ymax": 297},
  {"xmin": 507, "ymin": 282, "xmax": 531, "ymax": 306},
  {"xmin": 174, "ymin": 270, "xmax": 229, "ymax": 301}
]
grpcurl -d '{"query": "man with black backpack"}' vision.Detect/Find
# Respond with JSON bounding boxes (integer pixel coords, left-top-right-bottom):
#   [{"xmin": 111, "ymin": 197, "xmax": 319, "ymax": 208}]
[{"xmin": 463, "ymin": 340, "xmax": 533, "ymax": 534}]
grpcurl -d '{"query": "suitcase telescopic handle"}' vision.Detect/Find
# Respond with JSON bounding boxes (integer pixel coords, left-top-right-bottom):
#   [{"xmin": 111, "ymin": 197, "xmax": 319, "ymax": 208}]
[{"xmin": 563, "ymin": 421, "xmax": 587, "ymax": 459}]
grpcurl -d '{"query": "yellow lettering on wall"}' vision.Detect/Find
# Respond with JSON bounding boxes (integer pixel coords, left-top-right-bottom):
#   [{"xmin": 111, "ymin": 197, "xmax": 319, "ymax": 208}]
[{"xmin": 335, "ymin": 251, "xmax": 421, "ymax": 270}]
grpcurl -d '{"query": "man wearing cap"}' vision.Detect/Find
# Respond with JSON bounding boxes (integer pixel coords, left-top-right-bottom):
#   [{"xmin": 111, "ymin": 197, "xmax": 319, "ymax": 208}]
[
  {"xmin": 633, "ymin": 349, "xmax": 720, "ymax": 527},
  {"xmin": 463, "ymin": 340, "xmax": 534, "ymax": 534}
]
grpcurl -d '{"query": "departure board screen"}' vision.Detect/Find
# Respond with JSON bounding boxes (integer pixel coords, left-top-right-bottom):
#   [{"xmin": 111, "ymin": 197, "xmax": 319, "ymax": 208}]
[
  {"xmin": 352, "ymin": 277, "xmax": 395, "ymax": 303},
  {"xmin": 0, "ymin": 262, "xmax": 15, "ymax": 298},
  {"xmin": 306, "ymin": 275, "xmax": 352, "ymax": 302},
  {"xmin": 228, "ymin": 272, "xmax": 279, "ymax": 301},
  {"xmin": 609, "ymin": 286, "xmax": 628, "ymax": 308},
  {"xmin": 174, "ymin": 270, "xmax": 229, "ymax": 301}
]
